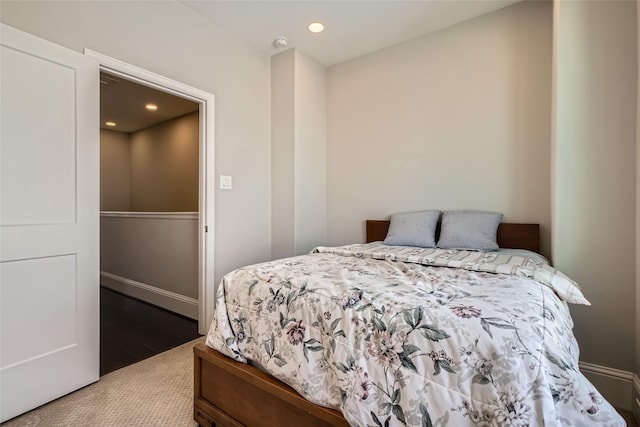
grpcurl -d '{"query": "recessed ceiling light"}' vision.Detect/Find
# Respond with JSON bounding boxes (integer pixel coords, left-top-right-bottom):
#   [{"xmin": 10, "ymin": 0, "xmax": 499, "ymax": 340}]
[
  {"xmin": 105, "ymin": 121, "xmax": 116, "ymax": 127},
  {"xmin": 308, "ymin": 22, "xmax": 324, "ymax": 33},
  {"xmin": 145, "ymin": 103, "xmax": 158, "ymax": 111}
]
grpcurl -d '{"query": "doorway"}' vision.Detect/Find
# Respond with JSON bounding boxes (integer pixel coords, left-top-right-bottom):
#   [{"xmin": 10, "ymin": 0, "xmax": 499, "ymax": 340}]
[
  {"xmin": 88, "ymin": 51, "xmax": 216, "ymax": 376},
  {"xmin": 86, "ymin": 50, "xmax": 217, "ymax": 338},
  {"xmin": 99, "ymin": 71, "xmax": 202, "ymax": 374}
]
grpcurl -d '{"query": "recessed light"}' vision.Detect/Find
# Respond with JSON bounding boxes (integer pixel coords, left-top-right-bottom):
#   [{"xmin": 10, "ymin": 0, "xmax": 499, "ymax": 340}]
[
  {"xmin": 105, "ymin": 121, "xmax": 116, "ymax": 127},
  {"xmin": 145, "ymin": 103, "xmax": 158, "ymax": 111},
  {"xmin": 308, "ymin": 22, "xmax": 324, "ymax": 33}
]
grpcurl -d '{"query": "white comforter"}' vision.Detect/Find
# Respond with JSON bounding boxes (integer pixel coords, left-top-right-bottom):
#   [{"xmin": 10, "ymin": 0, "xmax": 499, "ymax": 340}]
[{"xmin": 207, "ymin": 243, "xmax": 624, "ymax": 426}]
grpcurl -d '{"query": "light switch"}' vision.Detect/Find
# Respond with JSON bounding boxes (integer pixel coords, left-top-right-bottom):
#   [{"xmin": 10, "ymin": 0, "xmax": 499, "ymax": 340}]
[{"xmin": 220, "ymin": 175, "xmax": 232, "ymax": 190}]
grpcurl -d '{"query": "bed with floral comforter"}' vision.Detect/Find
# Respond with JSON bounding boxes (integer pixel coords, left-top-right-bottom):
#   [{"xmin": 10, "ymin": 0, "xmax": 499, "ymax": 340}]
[{"xmin": 206, "ymin": 243, "xmax": 624, "ymax": 426}]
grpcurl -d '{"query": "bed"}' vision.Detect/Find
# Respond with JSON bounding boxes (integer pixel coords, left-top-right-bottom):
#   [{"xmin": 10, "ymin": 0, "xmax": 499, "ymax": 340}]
[{"xmin": 194, "ymin": 217, "xmax": 624, "ymax": 427}]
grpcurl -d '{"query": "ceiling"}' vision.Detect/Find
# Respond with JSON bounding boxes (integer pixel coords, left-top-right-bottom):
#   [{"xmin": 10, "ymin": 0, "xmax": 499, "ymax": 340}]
[
  {"xmin": 100, "ymin": 72, "xmax": 199, "ymax": 133},
  {"xmin": 180, "ymin": 0, "xmax": 520, "ymax": 67},
  {"xmin": 101, "ymin": 1, "xmax": 519, "ymax": 131}
]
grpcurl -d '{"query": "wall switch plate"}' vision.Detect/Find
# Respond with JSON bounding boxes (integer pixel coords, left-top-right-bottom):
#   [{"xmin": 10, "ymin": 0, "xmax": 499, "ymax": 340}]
[{"xmin": 220, "ymin": 175, "xmax": 232, "ymax": 190}]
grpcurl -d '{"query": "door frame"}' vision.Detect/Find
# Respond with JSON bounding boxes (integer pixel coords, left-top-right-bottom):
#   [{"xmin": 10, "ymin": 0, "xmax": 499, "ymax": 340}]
[{"xmin": 85, "ymin": 50, "xmax": 215, "ymax": 335}]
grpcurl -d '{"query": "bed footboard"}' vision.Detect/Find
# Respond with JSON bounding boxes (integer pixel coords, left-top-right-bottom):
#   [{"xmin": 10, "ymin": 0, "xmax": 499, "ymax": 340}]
[{"xmin": 193, "ymin": 343, "xmax": 349, "ymax": 427}]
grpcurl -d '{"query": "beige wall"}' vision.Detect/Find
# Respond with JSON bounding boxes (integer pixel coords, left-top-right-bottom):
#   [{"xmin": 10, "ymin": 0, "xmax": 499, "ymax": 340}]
[
  {"xmin": 636, "ymin": 12, "xmax": 640, "ymax": 403},
  {"xmin": 327, "ymin": 1, "xmax": 552, "ymax": 258},
  {"xmin": 130, "ymin": 112, "xmax": 199, "ymax": 212},
  {"xmin": 637, "ymin": 0, "xmax": 640, "ymax": 394},
  {"xmin": 100, "ymin": 129, "xmax": 130, "ymax": 211},
  {"xmin": 271, "ymin": 49, "xmax": 327, "ymax": 259},
  {"xmin": 100, "ymin": 113, "xmax": 199, "ymax": 212},
  {"xmin": 1, "ymin": 0, "xmax": 272, "ymax": 284},
  {"xmin": 552, "ymin": 0, "xmax": 636, "ymax": 372}
]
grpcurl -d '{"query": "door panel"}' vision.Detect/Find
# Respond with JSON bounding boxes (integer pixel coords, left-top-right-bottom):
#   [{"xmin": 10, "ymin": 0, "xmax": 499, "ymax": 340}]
[
  {"xmin": 1, "ymin": 255, "xmax": 77, "ymax": 367},
  {"xmin": 0, "ymin": 24, "xmax": 99, "ymax": 422},
  {"xmin": 1, "ymin": 44, "xmax": 77, "ymax": 226}
]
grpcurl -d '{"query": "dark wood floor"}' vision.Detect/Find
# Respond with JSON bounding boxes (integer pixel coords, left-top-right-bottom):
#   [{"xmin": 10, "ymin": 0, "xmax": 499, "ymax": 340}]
[
  {"xmin": 100, "ymin": 286, "xmax": 202, "ymax": 376},
  {"xmin": 620, "ymin": 408, "xmax": 637, "ymax": 426}
]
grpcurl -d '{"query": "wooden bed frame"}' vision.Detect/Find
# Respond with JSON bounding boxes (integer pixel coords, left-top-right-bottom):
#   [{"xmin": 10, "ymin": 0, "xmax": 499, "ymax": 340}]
[
  {"xmin": 194, "ymin": 221, "xmax": 540, "ymax": 426},
  {"xmin": 364, "ymin": 220, "xmax": 540, "ymax": 253}
]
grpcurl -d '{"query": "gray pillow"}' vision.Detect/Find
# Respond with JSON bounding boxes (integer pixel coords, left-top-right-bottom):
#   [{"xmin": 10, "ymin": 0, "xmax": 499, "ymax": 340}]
[
  {"xmin": 437, "ymin": 210, "xmax": 503, "ymax": 251},
  {"xmin": 383, "ymin": 210, "xmax": 441, "ymax": 248}
]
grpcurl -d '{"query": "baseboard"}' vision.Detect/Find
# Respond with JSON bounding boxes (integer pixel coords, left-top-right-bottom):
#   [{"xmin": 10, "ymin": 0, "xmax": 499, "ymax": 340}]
[
  {"xmin": 633, "ymin": 374, "xmax": 640, "ymax": 423},
  {"xmin": 100, "ymin": 271, "xmax": 198, "ymax": 320},
  {"xmin": 579, "ymin": 361, "xmax": 633, "ymax": 410}
]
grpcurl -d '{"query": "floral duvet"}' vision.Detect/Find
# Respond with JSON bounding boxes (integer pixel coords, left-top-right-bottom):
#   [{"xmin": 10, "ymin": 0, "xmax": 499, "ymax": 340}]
[{"xmin": 206, "ymin": 243, "xmax": 624, "ymax": 426}]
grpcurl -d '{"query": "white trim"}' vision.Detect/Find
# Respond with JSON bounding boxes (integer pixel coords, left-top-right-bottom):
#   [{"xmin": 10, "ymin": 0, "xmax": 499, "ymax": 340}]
[
  {"xmin": 100, "ymin": 211, "xmax": 198, "ymax": 220},
  {"xmin": 579, "ymin": 361, "xmax": 633, "ymax": 410},
  {"xmin": 633, "ymin": 374, "xmax": 640, "ymax": 420},
  {"xmin": 86, "ymin": 49, "xmax": 215, "ymax": 335},
  {"xmin": 100, "ymin": 271, "xmax": 198, "ymax": 320},
  {"xmin": 579, "ymin": 361, "xmax": 635, "ymax": 381},
  {"xmin": 85, "ymin": 49, "xmax": 211, "ymax": 102}
]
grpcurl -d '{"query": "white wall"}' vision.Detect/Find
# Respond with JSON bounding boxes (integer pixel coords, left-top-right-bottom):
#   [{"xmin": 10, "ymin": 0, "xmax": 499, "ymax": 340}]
[
  {"xmin": 100, "ymin": 212, "xmax": 198, "ymax": 318},
  {"xmin": 294, "ymin": 50, "xmax": 327, "ymax": 255},
  {"xmin": 1, "ymin": 0, "xmax": 272, "ymax": 284},
  {"xmin": 271, "ymin": 49, "xmax": 296, "ymax": 259},
  {"xmin": 271, "ymin": 49, "xmax": 327, "ymax": 258},
  {"xmin": 553, "ymin": 0, "xmax": 636, "ymax": 372},
  {"xmin": 7, "ymin": 0, "xmax": 638, "ymax": 386},
  {"xmin": 327, "ymin": 1, "xmax": 553, "ymax": 258}
]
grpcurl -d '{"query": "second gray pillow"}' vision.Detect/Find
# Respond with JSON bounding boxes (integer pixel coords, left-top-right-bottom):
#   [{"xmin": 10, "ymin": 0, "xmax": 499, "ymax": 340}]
[{"xmin": 437, "ymin": 210, "xmax": 503, "ymax": 251}]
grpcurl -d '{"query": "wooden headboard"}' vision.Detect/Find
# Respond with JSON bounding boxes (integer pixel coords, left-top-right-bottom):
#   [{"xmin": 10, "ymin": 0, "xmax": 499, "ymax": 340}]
[{"xmin": 366, "ymin": 220, "xmax": 540, "ymax": 253}]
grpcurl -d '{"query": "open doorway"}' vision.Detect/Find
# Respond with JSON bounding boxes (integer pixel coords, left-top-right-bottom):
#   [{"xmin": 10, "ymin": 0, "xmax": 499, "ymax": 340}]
[
  {"xmin": 98, "ymin": 71, "xmax": 201, "ymax": 375},
  {"xmin": 85, "ymin": 49, "xmax": 216, "ymax": 375}
]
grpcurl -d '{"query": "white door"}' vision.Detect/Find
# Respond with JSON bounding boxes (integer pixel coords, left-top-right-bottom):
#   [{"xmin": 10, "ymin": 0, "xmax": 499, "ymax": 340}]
[{"xmin": 0, "ymin": 24, "xmax": 99, "ymax": 422}]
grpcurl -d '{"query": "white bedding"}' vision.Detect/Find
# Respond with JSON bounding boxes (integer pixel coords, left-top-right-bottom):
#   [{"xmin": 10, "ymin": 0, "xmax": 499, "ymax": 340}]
[{"xmin": 207, "ymin": 243, "xmax": 623, "ymax": 426}]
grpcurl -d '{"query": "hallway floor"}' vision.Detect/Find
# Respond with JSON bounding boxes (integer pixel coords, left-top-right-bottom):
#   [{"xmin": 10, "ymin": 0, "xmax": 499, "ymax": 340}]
[{"xmin": 100, "ymin": 286, "xmax": 201, "ymax": 376}]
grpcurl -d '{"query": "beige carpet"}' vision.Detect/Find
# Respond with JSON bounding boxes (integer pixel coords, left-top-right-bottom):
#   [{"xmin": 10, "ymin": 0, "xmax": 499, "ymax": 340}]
[{"xmin": 3, "ymin": 337, "xmax": 204, "ymax": 427}]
